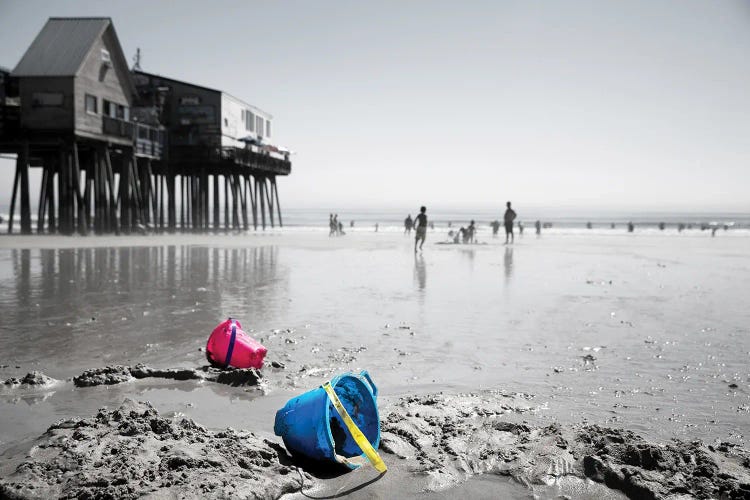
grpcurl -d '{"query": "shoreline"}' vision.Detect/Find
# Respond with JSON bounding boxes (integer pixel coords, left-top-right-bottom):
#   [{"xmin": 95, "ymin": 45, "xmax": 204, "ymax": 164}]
[{"xmin": 0, "ymin": 226, "xmax": 749, "ymax": 250}]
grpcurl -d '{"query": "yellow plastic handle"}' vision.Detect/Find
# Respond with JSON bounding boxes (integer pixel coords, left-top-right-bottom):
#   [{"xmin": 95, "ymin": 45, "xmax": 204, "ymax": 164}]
[{"xmin": 323, "ymin": 382, "xmax": 387, "ymax": 473}]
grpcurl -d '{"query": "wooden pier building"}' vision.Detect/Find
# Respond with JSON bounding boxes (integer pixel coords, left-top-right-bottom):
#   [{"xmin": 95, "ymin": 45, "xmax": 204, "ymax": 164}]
[
  {"xmin": 0, "ymin": 17, "xmax": 292, "ymax": 235},
  {"xmin": 134, "ymin": 71, "xmax": 290, "ymax": 231}
]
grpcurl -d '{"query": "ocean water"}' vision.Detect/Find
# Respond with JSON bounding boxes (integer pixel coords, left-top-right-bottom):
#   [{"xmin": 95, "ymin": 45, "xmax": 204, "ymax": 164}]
[{"xmin": 1, "ymin": 205, "xmax": 748, "ymax": 235}]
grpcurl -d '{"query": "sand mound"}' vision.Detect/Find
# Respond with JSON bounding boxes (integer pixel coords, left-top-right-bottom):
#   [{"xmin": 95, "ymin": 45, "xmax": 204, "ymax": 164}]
[
  {"xmin": 0, "ymin": 399, "xmax": 306, "ymax": 500},
  {"xmin": 3, "ymin": 371, "xmax": 58, "ymax": 387},
  {"xmin": 379, "ymin": 392, "xmax": 750, "ymax": 499}
]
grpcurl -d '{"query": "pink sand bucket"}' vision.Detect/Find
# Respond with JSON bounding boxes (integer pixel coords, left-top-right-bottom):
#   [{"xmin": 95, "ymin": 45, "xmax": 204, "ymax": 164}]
[{"xmin": 206, "ymin": 318, "xmax": 267, "ymax": 369}]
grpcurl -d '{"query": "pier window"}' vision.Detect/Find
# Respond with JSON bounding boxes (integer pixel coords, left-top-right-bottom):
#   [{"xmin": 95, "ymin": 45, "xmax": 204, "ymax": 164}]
[
  {"xmin": 246, "ymin": 110, "xmax": 255, "ymax": 131},
  {"xmin": 31, "ymin": 92, "xmax": 63, "ymax": 107},
  {"xmin": 116, "ymin": 104, "xmax": 129, "ymax": 120},
  {"xmin": 256, "ymin": 115, "xmax": 264, "ymax": 137},
  {"xmin": 102, "ymin": 100, "xmax": 128, "ymax": 120},
  {"xmin": 266, "ymin": 119, "xmax": 271, "ymax": 138},
  {"xmin": 85, "ymin": 94, "xmax": 98, "ymax": 114},
  {"xmin": 103, "ymin": 100, "xmax": 115, "ymax": 118}
]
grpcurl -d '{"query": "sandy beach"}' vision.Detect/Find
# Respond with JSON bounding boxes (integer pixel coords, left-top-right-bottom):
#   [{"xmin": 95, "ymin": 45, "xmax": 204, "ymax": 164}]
[{"xmin": 1, "ymin": 229, "xmax": 749, "ymax": 498}]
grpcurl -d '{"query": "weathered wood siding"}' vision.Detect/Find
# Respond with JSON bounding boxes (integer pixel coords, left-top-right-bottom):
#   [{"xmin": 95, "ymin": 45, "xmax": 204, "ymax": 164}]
[
  {"xmin": 74, "ymin": 26, "xmax": 132, "ymax": 138},
  {"xmin": 18, "ymin": 77, "xmax": 74, "ymax": 130},
  {"xmin": 159, "ymin": 79, "xmax": 221, "ymax": 146}
]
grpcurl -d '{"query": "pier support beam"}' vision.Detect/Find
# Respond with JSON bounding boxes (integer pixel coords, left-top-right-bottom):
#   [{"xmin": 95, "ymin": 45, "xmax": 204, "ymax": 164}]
[
  {"xmin": 273, "ymin": 176, "xmax": 283, "ymax": 227},
  {"xmin": 248, "ymin": 175, "xmax": 257, "ymax": 230},
  {"xmin": 167, "ymin": 168, "xmax": 176, "ymax": 232},
  {"xmin": 213, "ymin": 174, "xmax": 219, "ymax": 231},
  {"xmin": 19, "ymin": 142, "xmax": 31, "ymax": 234},
  {"xmin": 258, "ymin": 176, "xmax": 266, "ymax": 230}
]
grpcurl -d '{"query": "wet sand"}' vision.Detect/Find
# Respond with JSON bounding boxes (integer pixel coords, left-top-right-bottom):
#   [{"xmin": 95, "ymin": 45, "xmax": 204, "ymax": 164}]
[{"xmin": 0, "ymin": 231, "xmax": 749, "ymax": 498}]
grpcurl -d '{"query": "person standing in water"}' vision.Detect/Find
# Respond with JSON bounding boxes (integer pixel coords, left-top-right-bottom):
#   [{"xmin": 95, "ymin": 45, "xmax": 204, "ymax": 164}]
[
  {"xmin": 414, "ymin": 206, "xmax": 427, "ymax": 252},
  {"xmin": 404, "ymin": 215, "xmax": 413, "ymax": 235},
  {"xmin": 467, "ymin": 220, "xmax": 476, "ymax": 243},
  {"xmin": 491, "ymin": 220, "xmax": 500, "ymax": 237},
  {"xmin": 504, "ymin": 201, "xmax": 517, "ymax": 244}
]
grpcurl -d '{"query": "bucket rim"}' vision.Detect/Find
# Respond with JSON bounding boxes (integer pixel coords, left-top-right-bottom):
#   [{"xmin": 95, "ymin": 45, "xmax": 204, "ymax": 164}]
[{"xmin": 323, "ymin": 371, "xmax": 381, "ymax": 468}]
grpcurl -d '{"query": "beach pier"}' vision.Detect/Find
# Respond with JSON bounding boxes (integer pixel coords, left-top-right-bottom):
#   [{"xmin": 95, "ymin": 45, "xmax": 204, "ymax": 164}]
[{"xmin": 1, "ymin": 17, "xmax": 291, "ymax": 235}]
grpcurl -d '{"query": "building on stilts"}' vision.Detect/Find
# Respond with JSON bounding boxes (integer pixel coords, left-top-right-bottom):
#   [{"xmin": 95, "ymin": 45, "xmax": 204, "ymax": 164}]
[{"xmin": 0, "ymin": 17, "xmax": 292, "ymax": 235}]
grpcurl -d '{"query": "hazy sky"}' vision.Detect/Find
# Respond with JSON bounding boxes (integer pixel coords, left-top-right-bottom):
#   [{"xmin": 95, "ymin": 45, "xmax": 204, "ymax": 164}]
[{"xmin": 1, "ymin": 0, "xmax": 749, "ymax": 211}]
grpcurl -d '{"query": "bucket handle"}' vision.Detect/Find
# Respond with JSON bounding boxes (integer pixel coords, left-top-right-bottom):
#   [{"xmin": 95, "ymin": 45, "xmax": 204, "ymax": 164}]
[
  {"xmin": 359, "ymin": 370, "xmax": 378, "ymax": 398},
  {"xmin": 323, "ymin": 381, "xmax": 387, "ymax": 473},
  {"xmin": 224, "ymin": 318, "xmax": 238, "ymax": 369}
]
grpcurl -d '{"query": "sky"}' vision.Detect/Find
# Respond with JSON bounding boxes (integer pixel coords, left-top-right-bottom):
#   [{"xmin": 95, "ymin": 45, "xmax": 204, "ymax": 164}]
[{"xmin": 1, "ymin": 0, "xmax": 749, "ymax": 212}]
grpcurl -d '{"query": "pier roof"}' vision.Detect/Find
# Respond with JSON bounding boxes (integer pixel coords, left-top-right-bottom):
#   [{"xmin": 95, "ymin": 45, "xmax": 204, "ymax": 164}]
[{"xmin": 12, "ymin": 18, "xmax": 131, "ymax": 81}]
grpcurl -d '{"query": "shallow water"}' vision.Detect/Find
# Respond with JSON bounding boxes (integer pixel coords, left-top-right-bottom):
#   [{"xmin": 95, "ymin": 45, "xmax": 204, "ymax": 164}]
[{"xmin": 0, "ymin": 232, "xmax": 749, "ymax": 455}]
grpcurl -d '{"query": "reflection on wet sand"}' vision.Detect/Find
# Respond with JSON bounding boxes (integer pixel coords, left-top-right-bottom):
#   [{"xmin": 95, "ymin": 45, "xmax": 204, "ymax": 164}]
[
  {"xmin": 2, "ymin": 246, "xmax": 287, "ymax": 374},
  {"xmin": 504, "ymin": 246, "xmax": 513, "ymax": 281},
  {"xmin": 414, "ymin": 255, "xmax": 426, "ymax": 291}
]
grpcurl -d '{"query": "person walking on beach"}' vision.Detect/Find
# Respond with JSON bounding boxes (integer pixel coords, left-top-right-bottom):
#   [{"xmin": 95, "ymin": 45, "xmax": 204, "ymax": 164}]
[
  {"xmin": 329, "ymin": 214, "xmax": 336, "ymax": 237},
  {"xmin": 414, "ymin": 206, "xmax": 427, "ymax": 252},
  {"xmin": 535, "ymin": 220, "xmax": 541, "ymax": 235},
  {"xmin": 404, "ymin": 215, "xmax": 413, "ymax": 235},
  {"xmin": 333, "ymin": 214, "xmax": 340, "ymax": 236},
  {"xmin": 504, "ymin": 202, "xmax": 517, "ymax": 244}
]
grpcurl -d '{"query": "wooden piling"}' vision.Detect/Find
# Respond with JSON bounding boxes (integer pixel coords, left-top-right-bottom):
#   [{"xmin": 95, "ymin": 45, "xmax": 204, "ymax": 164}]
[
  {"xmin": 273, "ymin": 177, "xmax": 283, "ymax": 227},
  {"xmin": 37, "ymin": 163, "xmax": 48, "ymax": 234},
  {"xmin": 104, "ymin": 146, "xmax": 118, "ymax": 234},
  {"xmin": 248, "ymin": 175, "xmax": 257, "ymax": 230},
  {"xmin": 265, "ymin": 175, "xmax": 275, "ymax": 228},
  {"xmin": 47, "ymin": 159, "xmax": 56, "ymax": 234},
  {"xmin": 213, "ymin": 174, "xmax": 219, "ymax": 231},
  {"xmin": 224, "ymin": 175, "xmax": 229, "ymax": 230},
  {"xmin": 259, "ymin": 176, "xmax": 266, "ymax": 230},
  {"xmin": 71, "ymin": 141, "xmax": 86, "ymax": 235},
  {"xmin": 19, "ymin": 141, "xmax": 32, "ymax": 234}
]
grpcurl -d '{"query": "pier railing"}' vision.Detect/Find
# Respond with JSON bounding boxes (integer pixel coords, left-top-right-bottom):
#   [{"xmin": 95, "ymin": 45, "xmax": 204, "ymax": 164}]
[
  {"xmin": 102, "ymin": 116, "xmax": 164, "ymax": 159},
  {"xmin": 135, "ymin": 123, "xmax": 164, "ymax": 158},
  {"xmin": 102, "ymin": 115, "xmax": 134, "ymax": 139},
  {"xmin": 170, "ymin": 145, "xmax": 291, "ymax": 175}
]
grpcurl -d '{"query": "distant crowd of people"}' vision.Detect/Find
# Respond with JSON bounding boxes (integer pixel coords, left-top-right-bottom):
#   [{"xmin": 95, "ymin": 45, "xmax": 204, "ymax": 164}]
[
  {"xmin": 449, "ymin": 201, "xmax": 522, "ymax": 245},
  {"xmin": 330, "ymin": 202, "xmax": 733, "ymax": 245}
]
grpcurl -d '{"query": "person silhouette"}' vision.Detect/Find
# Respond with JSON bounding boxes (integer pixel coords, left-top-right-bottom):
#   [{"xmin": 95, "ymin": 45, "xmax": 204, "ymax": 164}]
[
  {"xmin": 467, "ymin": 220, "xmax": 476, "ymax": 244},
  {"xmin": 491, "ymin": 220, "xmax": 500, "ymax": 238},
  {"xmin": 504, "ymin": 202, "xmax": 517, "ymax": 244},
  {"xmin": 414, "ymin": 206, "xmax": 427, "ymax": 252}
]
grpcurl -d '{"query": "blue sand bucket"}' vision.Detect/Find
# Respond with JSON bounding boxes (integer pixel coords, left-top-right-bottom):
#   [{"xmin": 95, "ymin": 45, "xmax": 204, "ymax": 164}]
[{"xmin": 274, "ymin": 371, "xmax": 381, "ymax": 469}]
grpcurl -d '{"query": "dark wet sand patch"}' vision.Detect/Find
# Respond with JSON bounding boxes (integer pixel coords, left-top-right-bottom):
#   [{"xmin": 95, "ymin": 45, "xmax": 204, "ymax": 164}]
[{"xmin": 71, "ymin": 364, "xmax": 262, "ymax": 388}]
